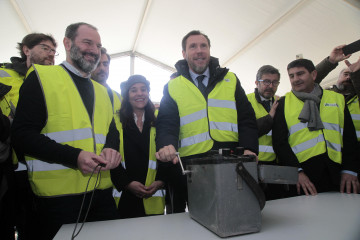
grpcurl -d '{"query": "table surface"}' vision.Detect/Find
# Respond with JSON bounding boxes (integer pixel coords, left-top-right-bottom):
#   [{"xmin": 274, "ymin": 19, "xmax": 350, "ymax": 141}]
[{"xmin": 55, "ymin": 192, "xmax": 360, "ymax": 240}]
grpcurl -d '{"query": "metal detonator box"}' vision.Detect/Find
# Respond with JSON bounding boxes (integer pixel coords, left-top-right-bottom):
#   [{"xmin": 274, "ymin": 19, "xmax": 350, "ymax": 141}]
[{"xmin": 185, "ymin": 148, "xmax": 297, "ymax": 238}]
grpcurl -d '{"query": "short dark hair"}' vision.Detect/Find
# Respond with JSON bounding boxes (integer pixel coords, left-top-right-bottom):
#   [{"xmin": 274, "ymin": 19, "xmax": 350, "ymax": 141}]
[
  {"xmin": 65, "ymin": 22, "xmax": 97, "ymax": 41},
  {"xmin": 100, "ymin": 47, "xmax": 111, "ymax": 62},
  {"xmin": 256, "ymin": 65, "xmax": 280, "ymax": 81},
  {"xmin": 182, "ymin": 30, "xmax": 211, "ymax": 51},
  {"xmin": 17, "ymin": 33, "xmax": 57, "ymax": 61},
  {"xmin": 287, "ymin": 59, "xmax": 315, "ymax": 73}
]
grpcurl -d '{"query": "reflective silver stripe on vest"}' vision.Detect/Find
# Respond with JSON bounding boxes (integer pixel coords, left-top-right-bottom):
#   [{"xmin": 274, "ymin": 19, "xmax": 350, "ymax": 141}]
[
  {"xmin": 259, "ymin": 145, "xmax": 274, "ymax": 153},
  {"xmin": 27, "ymin": 159, "xmax": 69, "ymax": 172},
  {"xmin": 266, "ymin": 130, "xmax": 272, "ymax": 136},
  {"xmin": 113, "ymin": 189, "xmax": 122, "ymax": 198},
  {"xmin": 0, "ymin": 70, "xmax": 11, "ymax": 77},
  {"xmin": 181, "ymin": 132, "xmax": 211, "ymax": 148},
  {"xmin": 15, "ymin": 162, "xmax": 27, "ymax": 171},
  {"xmin": 148, "ymin": 160, "xmax": 157, "ymax": 170},
  {"xmin": 209, "ymin": 121, "xmax": 238, "ymax": 133},
  {"xmin": 44, "ymin": 128, "xmax": 92, "ymax": 143},
  {"xmin": 292, "ymin": 135, "xmax": 325, "ymax": 154},
  {"xmin": 289, "ymin": 122, "xmax": 307, "ymax": 135},
  {"xmin": 208, "ymin": 99, "xmax": 236, "ymax": 110},
  {"xmin": 153, "ymin": 189, "xmax": 165, "ymax": 197},
  {"xmin": 351, "ymin": 114, "xmax": 360, "ymax": 121},
  {"xmin": 323, "ymin": 122, "xmax": 343, "ymax": 135},
  {"xmin": 180, "ymin": 109, "xmax": 207, "ymax": 127},
  {"xmin": 289, "ymin": 122, "xmax": 343, "ymax": 136},
  {"xmin": 121, "ymin": 161, "xmax": 126, "ymax": 169},
  {"xmin": 325, "ymin": 140, "xmax": 341, "ymax": 152},
  {"xmin": 95, "ymin": 133, "xmax": 106, "ymax": 144}
]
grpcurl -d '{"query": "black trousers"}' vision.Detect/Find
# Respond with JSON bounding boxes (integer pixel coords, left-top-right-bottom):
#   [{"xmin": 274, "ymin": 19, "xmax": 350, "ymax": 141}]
[
  {"xmin": 165, "ymin": 162, "xmax": 188, "ymax": 213},
  {"xmin": 13, "ymin": 170, "xmax": 39, "ymax": 240},
  {"xmin": 33, "ymin": 188, "xmax": 119, "ymax": 240}
]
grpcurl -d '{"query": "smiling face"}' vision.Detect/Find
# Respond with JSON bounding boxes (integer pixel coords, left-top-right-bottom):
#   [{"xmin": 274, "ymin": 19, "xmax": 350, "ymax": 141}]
[
  {"xmin": 182, "ymin": 34, "xmax": 210, "ymax": 74},
  {"xmin": 128, "ymin": 83, "xmax": 149, "ymax": 112},
  {"xmin": 65, "ymin": 25, "xmax": 101, "ymax": 75},
  {"xmin": 288, "ymin": 67, "xmax": 317, "ymax": 93}
]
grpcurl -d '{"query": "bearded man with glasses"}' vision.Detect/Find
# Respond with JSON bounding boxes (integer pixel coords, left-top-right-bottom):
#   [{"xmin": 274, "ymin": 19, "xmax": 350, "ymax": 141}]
[
  {"xmin": 0, "ymin": 33, "xmax": 57, "ymax": 239},
  {"xmin": 246, "ymin": 65, "xmax": 285, "ymax": 200}
]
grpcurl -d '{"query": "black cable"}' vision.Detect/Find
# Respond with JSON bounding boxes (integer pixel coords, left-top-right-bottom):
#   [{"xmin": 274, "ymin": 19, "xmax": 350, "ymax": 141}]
[{"xmin": 71, "ymin": 164, "xmax": 103, "ymax": 240}]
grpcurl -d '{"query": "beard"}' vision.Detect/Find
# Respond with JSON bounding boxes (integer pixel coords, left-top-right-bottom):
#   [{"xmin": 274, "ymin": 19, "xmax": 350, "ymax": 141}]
[
  {"xmin": 29, "ymin": 53, "xmax": 54, "ymax": 66},
  {"xmin": 338, "ymin": 81, "xmax": 355, "ymax": 94},
  {"xmin": 92, "ymin": 70, "xmax": 108, "ymax": 84},
  {"xmin": 188, "ymin": 62, "xmax": 208, "ymax": 74},
  {"xmin": 185, "ymin": 53, "xmax": 209, "ymax": 74},
  {"xmin": 70, "ymin": 43, "xmax": 100, "ymax": 74}
]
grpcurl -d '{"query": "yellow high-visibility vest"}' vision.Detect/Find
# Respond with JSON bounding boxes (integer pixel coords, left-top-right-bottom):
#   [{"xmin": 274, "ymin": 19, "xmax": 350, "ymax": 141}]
[
  {"xmin": 168, "ymin": 73, "xmax": 238, "ymax": 157},
  {"xmin": 111, "ymin": 89, "xmax": 122, "ymax": 150},
  {"xmin": 0, "ymin": 67, "xmax": 23, "ymax": 116},
  {"xmin": 25, "ymin": 64, "xmax": 113, "ymax": 197},
  {"xmin": 284, "ymin": 90, "xmax": 344, "ymax": 164},
  {"xmin": 113, "ymin": 120, "xmax": 165, "ymax": 215},
  {"xmin": 347, "ymin": 95, "xmax": 360, "ymax": 141},
  {"xmin": 247, "ymin": 92, "xmax": 275, "ymax": 162},
  {"xmin": 0, "ymin": 67, "xmax": 26, "ymax": 170}
]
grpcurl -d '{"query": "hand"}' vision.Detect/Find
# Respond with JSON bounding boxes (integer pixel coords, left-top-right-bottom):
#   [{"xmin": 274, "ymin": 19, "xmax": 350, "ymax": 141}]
[
  {"xmin": 100, "ymin": 148, "xmax": 121, "ymax": 170},
  {"xmin": 126, "ymin": 181, "xmax": 149, "ymax": 198},
  {"xmin": 77, "ymin": 150, "xmax": 107, "ymax": 174},
  {"xmin": 269, "ymin": 97, "xmax": 279, "ymax": 118},
  {"xmin": 344, "ymin": 57, "xmax": 360, "ymax": 73},
  {"xmin": 328, "ymin": 44, "xmax": 351, "ymax": 64},
  {"xmin": 144, "ymin": 180, "xmax": 164, "ymax": 198},
  {"xmin": 155, "ymin": 145, "xmax": 178, "ymax": 164},
  {"xmin": 297, "ymin": 172, "xmax": 317, "ymax": 196},
  {"xmin": 244, "ymin": 150, "xmax": 258, "ymax": 163},
  {"xmin": 340, "ymin": 173, "xmax": 359, "ymax": 194}
]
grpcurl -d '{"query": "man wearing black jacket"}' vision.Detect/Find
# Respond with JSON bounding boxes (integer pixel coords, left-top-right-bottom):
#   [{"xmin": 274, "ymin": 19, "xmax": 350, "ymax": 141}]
[
  {"xmin": 155, "ymin": 30, "xmax": 258, "ymax": 212},
  {"xmin": 11, "ymin": 22, "xmax": 122, "ymax": 239},
  {"xmin": 273, "ymin": 59, "xmax": 359, "ymax": 196}
]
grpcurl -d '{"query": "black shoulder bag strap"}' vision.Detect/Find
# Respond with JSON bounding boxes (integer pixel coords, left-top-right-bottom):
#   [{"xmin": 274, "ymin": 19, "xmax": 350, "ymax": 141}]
[{"xmin": 236, "ymin": 161, "xmax": 266, "ymax": 210}]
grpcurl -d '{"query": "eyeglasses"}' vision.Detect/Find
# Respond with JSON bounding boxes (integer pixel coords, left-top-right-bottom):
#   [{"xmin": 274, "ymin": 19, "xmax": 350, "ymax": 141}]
[
  {"xmin": 258, "ymin": 79, "xmax": 280, "ymax": 87},
  {"xmin": 37, "ymin": 44, "xmax": 59, "ymax": 56}
]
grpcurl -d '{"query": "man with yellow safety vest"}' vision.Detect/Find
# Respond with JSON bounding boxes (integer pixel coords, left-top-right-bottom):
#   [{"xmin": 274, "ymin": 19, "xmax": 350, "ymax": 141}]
[
  {"xmin": 11, "ymin": 22, "xmax": 121, "ymax": 239},
  {"xmin": 273, "ymin": 58, "xmax": 360, "ymax": 197},
  {"xmin": 314, "ymin": 45, "xmax": 360, "ymax": 182},
  {"xmin": 328, "ymin": 62, "xmax": 360, "ymax": 142},
  {"xmin": 247, "ymin": 65, "xmax": 284, "ymax": 200},
  {"xmin": 247, "ymin": 65, "xmax": 280, "ymax": 163},
  {"xmin": 0, "ymin": 33, "xmax": 58, "ymax": 239},
  {"xmin": 155, "ymin": 30, "xmax": 258, "ymax": 212},
  {"xmin": 326, "ymin": 59, "xmax": 360, "ymax": 182}
]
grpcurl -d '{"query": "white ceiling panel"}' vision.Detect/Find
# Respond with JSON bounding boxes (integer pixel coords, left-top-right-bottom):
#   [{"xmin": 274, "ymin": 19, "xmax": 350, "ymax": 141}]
[{"xmin": 1, "ymin": 0, "xmax": 359, "ymax": 96}]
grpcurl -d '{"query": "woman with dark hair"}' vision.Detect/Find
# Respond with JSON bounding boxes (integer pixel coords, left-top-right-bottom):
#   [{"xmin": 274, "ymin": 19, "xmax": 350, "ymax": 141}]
[{"xmin": 110, "ymin": 75, "xmax": 165, "ymax": 218}]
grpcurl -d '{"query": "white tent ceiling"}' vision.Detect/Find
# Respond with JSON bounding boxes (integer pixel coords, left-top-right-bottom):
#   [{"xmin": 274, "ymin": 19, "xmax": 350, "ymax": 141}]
[{"xmin": 1, "ymin": 0, "xmax": 360, "ymax": 96}]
